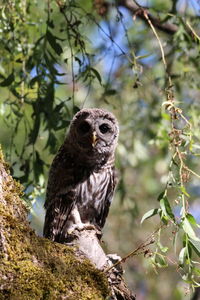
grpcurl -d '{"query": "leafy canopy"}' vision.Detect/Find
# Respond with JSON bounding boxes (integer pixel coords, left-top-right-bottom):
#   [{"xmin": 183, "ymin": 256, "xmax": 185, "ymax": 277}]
[{"xmin": 0, "ymin": 0, "xmax": 200, "ymax": 298}]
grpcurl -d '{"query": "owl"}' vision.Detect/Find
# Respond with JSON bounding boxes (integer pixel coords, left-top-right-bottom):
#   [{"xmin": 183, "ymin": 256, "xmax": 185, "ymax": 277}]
[{"xmin": 43, "ymin": 108, "xmax": 119, "ymax": 243}]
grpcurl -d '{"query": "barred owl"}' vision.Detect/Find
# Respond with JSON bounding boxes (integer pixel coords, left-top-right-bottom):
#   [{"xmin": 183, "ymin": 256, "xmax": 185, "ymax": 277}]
[{"xmin": 43, "ymin": 108, "xmax": 119, "ymax": 243}]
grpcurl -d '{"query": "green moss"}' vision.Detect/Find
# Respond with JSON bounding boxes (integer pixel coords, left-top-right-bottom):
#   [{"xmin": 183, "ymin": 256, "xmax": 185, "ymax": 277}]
[
  {"xmin": 0, "ymin": 146, "xmax": 3, "ymax": 163},
  {"xmin": 0, "ymin": 148, "xmax": 110, "ymax": 300},
  {"xmin": 1, "ymin": 237, "xmax": 109, "ymax": 299},
  {"xmin": 0, "ymin": 146, "xmax": 11, "ymax": 173}
]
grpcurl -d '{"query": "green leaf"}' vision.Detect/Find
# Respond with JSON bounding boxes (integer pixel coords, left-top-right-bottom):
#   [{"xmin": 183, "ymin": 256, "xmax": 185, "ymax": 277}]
[
  {"xmin": 161, "ymin": 112, "xmax": 170, "ymax": 121},
  {"xmin": 75, "ymin": 56, "xmax": 82, "ymax": 66},
  {"xmin": 159, "ymin": 196, "xmax": 175, "ymax": 221},
  {"xmin": 47, "ymin": 49, "xmax": 59, "ymax": 64},
  {"xmin": 186, "ymin": 214, "xmax": 197, "ymax": 227},
  {"xmin": 47, "ymin": 19, "xmax": 54, "ymax": 29},
  {"xmin": 189, "ymin": 239, "xmax": 200, "ymax": 256},
  {"xmin": 46, "ymin": 30, "xmax": 63, "ymax": 56},
  {"xmin": 34, "ymin": 151, "xmax": 44, "ymax": 182},
  {"xmin": 55, "ymin": 120, "xmax": 70, "ymax": 131},
  {"xmin": 54, "ymin": 102, "xmax": 65, "ymax": 113},
  {"xmin": 193, "ymin": 267, "xmax": 200, "ymax": 276},
  {"xmin": 12, "ymin": 108, "xmax": 23, "ymax": 118},
  {"xmin": 44, "ymin": 53, "xmax": 60, "ymax": 75},
  {"xmin": 160, "ymin": 214, "xmax": 169, "ymax": 225},
  {"xmin": 136, "ymin": 53, "xmax": 151, "ymax": 60},
  {"xmin": 0, "ymin": 72, "xmax": 14, "ymax": 87},
  {"xmin": 90, "ymin": 68, "xmax": 102, "ymax": 84},
  {"xmin": 141, "ymin": 208, "xmax": 160, "ymax": 224},
  {"xmin": 181, "ymin": 273, "xmax": 191, "ymax": 283},
  {"xmin": 44, "ymin": 131, "xmax": 57, "ymax": 154},
  {"xmin": 157, "ymin": 191, "xmax": 165, "ymax": 201},
  {"xmin": 10, "ymin": 87, "xmax": 21, "ymax": 99},
  {"xmin": 180, "ymin": 186, "xmax": 190, "ymax": 197},
  {"xmin": 154, "ymin": 253, "xmax": 168, "ymax": 268},
  {"xmin": 73, "ymin": 106, "xmax": 80, "ymax": 114},
  {"xmin": 178, "ymin": 247, "xmax": 186, "ymax": 265},
  {"xmin": 157, "ymin": 242, "xmax": 168, "ymax": 253},
  {"xmin": 28, "ymin": 115, "xmax": 41, "ymax": 145},
  {"xmin": 104, "ymin": 89, "xmax": 117, "ymax": 96},
  {"xmin": 29, "ymin": 75, "xmax": 41, "ymax": 87},
  {"xmin": 182, "ymin": 218, "xmax": 200, "ymax": 241}
]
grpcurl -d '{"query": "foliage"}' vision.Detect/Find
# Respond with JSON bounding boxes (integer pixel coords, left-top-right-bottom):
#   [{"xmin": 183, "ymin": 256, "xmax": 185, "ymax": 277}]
[{"xmin": 0, "ymin": 0, "xmax": 200, "ymax": 299}]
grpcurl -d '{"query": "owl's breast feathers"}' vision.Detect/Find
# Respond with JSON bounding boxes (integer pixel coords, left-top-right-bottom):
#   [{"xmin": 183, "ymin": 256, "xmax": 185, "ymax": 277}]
[{"xmin": 76, "ymin": 159, "xmax": 117, "ymax": 228}]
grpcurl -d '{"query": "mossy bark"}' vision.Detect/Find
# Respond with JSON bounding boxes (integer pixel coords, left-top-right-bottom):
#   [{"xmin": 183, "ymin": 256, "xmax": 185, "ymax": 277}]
[{"xmin": 0, "ymin": 148, "xmax": 109, "ymax": 300}]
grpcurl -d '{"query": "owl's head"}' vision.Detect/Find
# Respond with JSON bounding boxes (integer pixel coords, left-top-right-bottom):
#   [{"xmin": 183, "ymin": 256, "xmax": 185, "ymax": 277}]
[{"xmin": 68, "ymin": 108, "xmax": 119, "ymax": 164}]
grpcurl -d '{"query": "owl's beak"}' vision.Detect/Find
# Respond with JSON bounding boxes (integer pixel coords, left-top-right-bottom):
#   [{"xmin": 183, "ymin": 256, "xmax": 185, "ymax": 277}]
[{"xmin": 92, "ymin": 131, "xmax": 97, "ymax": 147}]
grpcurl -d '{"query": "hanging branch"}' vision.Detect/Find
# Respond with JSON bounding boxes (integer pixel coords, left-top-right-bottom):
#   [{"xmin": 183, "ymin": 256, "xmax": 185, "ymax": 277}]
[{"xmin": 118, "ymin": 0, "xmax": 178, "ymax": 35}]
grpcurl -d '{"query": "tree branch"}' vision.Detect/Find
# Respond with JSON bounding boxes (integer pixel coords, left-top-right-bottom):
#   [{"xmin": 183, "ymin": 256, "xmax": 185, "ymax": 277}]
[
  {"xmin": 0, "ymin": 146, "xmax": 135, "ymax": 300},
  {"xmin": 118, "ymin": 0, "xmax": 178, "ymax": 34},
  {"xmin": 0, "ymin": 148, "xmax": 109, "ymax": 300}
]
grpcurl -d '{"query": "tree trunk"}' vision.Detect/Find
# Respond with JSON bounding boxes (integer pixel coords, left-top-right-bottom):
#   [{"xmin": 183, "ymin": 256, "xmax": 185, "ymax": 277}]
[{"xmin": 0, "ymin": 147, "xmax": 135, "ymax": 300}]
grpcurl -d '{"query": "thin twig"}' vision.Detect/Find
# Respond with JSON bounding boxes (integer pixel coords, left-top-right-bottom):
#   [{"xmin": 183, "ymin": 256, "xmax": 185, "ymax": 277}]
[
  {"xmin": 104, "ymin": 226, "xmax": 162, "ymax": 273},
  {"xmin": 186, "ymin": 21, "xmax": 200, "ymax": 42},
  {"xmin": 183, "ymin": 165, "xmax": 200, "ymax": 180},
  {"xmin": 143, "ymin": 11, "xmax": 167, "ymax": 70}
]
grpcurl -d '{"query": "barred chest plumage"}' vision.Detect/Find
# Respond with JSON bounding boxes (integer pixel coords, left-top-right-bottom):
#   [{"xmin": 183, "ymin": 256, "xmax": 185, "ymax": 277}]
[{"xmin": 76, "ymin": 163, "xmax": 115, "ymax": 228}]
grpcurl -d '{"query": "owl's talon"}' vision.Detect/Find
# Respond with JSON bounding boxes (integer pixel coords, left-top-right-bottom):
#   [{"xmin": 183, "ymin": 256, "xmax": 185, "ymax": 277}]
[
  {"xmin": 67, "ymin": 223, "xmax": 102, "ymax": 238},
  {"xmin": 79, "ymin": 224, "xmax": 102, "ymax": 238},
  {"xmin": 79, "ymin": 224, "xmax": 96, "ymax": 231},
  {"xmin": 67, "ymin": 223, "xmax": 84, "ymax": 234},
  {"xmin": 67, "ymin": 227, "xmax": 76, "ymax": 235}
]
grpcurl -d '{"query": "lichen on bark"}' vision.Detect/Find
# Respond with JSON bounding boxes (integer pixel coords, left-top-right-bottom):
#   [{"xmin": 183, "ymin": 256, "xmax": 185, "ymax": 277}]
[{"xmin": 0, "ymin": 146, "xmax": 110, "ymax": 300}]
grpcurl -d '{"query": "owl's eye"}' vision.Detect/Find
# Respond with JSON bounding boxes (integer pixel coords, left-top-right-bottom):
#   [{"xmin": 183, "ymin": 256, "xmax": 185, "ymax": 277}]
[
  {"xmin": 78, "ymin": 121, "xmax": 91, "ymax": 134},
  {"xmin": 99, "ymin": 123, "xmax": 110, "ymax": 134}
]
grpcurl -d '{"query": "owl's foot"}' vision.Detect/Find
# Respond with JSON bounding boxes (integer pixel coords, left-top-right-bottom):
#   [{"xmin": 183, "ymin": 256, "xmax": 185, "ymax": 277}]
[
  {"xmin": 78, "ymin": 223, "xmax": 102, "ymax": 237},
  {"xmin": 67, "ymin": 223, "xmax": 84, "ymax": 235},
  {"xmin": 78, "ymin": 223, "xmax": 96, "ymax": 231},
  {"xmin": 67, "ymin": 223, "xmax": 102, "ymax": 238}
]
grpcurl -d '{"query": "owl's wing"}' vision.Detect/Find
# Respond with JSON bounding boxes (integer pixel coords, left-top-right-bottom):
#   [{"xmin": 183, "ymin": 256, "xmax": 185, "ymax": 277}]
[
  {"xmin": 44, "ymin": 144, "xmax": 75, "ymax": 208},
  {"xmin": 97, "ymin": 166, "xmax": 118, "ymax": 229},
  {"xmin": 43, "ymin": 144, "xmax": 76, "ymax": 241}
]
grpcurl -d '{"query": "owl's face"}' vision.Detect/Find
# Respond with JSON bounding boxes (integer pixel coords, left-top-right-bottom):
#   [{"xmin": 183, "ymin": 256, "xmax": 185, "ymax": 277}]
[{"xmin": 68, "ymin": 108, "xmax": 119, "ymax": 159}]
